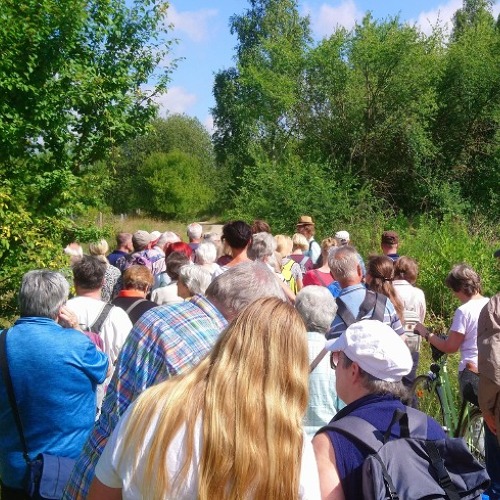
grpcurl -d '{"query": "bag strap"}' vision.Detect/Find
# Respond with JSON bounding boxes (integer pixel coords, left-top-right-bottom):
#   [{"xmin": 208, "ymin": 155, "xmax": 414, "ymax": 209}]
[
  {"xmin": 357, "ymin": 290, "xmax": 377, "ymax": 320},
  {"xmin": 124, "ymin": 299, "xmax": 147, "ymax": 316},
  {"xmin": 0, "ymin": 329, "xmax": 31, "ymax": 464},
  {"xmin": 425, "ymin": 441, "xmax": 461, "ymax": 500},
  {"xmin": 309, "ymin": 347, "xmax": 328, "ymax": 373},
  {"xmin": 90, "ymin": 303, "xmax": 113, "ymax": 333},
  {"xmin": 335, "ymin": 296, "xmax": 357, "ymax": 327},
  {"xmin": 372, "ymin": 292, "xmax": 387, "ymax": 322}
]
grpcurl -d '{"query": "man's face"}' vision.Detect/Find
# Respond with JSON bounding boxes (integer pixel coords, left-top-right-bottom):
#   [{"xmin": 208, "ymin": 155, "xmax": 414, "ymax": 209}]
[{"xmin": 296, "ymin": 224, "xmax": 306, "ymax": 235}]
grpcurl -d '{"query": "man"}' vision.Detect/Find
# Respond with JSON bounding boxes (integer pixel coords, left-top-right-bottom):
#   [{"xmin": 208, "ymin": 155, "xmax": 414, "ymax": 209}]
[
  {"xmin": 296, "ymin": 215, "xmax": 321, "ymax": 265},
  {"xmin": 67, "ymin": 256, "xmax": 132, "ymax": 409},
  {"xmin": 476, "ymin": 248, "xmax": 500, "ymax": 499},
  {"xmin": 381, "ymin": 230, "xmax": 400, "ymax": 261},
  {"xmin": 0, "ymin": 271, "xmax": 108, "ymax": 498},
  {"xmin": 107, "ymin": 232, "xmax": 133, "ymax": 268},
  {"xmin": 187, "ymin": 222, "xmax": 203, "ymax": 252},
  {"xmin": 63, "ymin": 261, "xmax": 286, "ymax": 499},
  {"xmin": 313, "ymin": 320, "xmax": 446, "ymax": 499},
  {"xmin": 327, "ymin": 246, "xmax": 404, "ymax": 339}
]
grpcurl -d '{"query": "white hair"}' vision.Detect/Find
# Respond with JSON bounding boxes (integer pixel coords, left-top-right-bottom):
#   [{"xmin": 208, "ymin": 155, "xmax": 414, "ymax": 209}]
[
  {"xmin": 157, "ymin": 231, "xmax": 181, "ymax": 249},
  {"xmin": 295, "ymin": 286, "xmax": 338, "ymax": 333},
  {"xmin": 187, "ymin": 223, "xmax": 203, "ymax": 240},
  {"xmin": 195, "ymin": 241, "xmax": 217, "ymax": 265},
  {"xmin": 248, "ymin": 232, "xmax": 276, "ymax": 261},
  {"xmin": 179, "ymin": 265, "xmax": 212, "ymax": 296}
]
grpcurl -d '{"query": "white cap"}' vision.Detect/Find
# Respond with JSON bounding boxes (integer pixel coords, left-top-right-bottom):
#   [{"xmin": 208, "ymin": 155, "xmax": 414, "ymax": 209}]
[
  {"xmin": 335, "ymin": 230, "xmax": 350, "ymax": 245},
  {"xmin": 325, "ymin": 320, "xmax": 412, "ymax": 382},
  {"xmin": 150, "ymin": 230, "xmax": 161, "ymax": 242}
]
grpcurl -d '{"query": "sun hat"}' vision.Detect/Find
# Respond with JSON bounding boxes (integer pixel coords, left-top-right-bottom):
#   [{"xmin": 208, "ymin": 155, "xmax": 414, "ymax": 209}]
[
  {"xmin": 297, "ymin": 215, "xmax": 315, "ymax": 226},
  {"xmin": 381, "ymin": 230, "xmax": 399, "ymax": 245},
  {"xmin": 325, "ymin": 320, "xmax": 412, "ymax": 382},
  {"xmin": 334, "ymin": 230, "xmax": 350, "ymax": 245}
]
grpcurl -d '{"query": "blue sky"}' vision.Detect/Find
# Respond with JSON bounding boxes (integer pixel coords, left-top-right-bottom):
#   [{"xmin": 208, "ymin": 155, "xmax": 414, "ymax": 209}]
[{"xmin": 157, "ymin": 0, "xmax": 500, "ymax": 131}]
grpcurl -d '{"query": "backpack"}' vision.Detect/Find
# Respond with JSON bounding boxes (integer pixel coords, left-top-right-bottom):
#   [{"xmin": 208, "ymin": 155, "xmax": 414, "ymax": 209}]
[
  {"xmin": 401, "ymin": 308, "xmax": 422, "ymax": 353},
  {"xmin": 116, "ymin": 252, "xmax": 153, "ymax": 273},
  {"xmin": 82, "ymin": 303, "xmax": 113, "ymax": 351},
  {"xmin": 281, "ymin": 259, "xmax": 298, "ymax": 294},
  {"xmin": 320, "ymin": 407, "xmax": 489, "ymax": 500},
  {"xmin": 336, "ymin": 290, "xmax": 387, "ymax": 327}
]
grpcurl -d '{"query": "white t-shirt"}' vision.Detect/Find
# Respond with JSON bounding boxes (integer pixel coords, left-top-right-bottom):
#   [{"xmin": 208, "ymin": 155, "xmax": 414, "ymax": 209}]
[
  {"xmin": 393, "ymin": 280, "xmax": 426, "ymax": 323},
  {"xmin": 450, "ymin": 297, "xmax": 489, "ymax": 372},
  {"xmin": 96, "ymin": 408, "xmax": 321, "ymax": 499}
]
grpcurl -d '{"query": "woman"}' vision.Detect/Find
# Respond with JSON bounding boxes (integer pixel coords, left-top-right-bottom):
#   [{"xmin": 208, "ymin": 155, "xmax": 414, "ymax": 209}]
[
  {"xmin": 151, "ymin": 252, "xmax": 191, "ymax": 305},
  {"xmin": 276, "ymin": 234, "xmax": 303, "ymax": 293},
  {"xmin": 295, "ymin": 286, "xmax": 340, "ymax": 437},
  {"xmin": 194, "ymin": 241, "xmax": 223, "ymax": 279},
  {"xmin": 365, "ymin": 255, "xmax": 405, "ymax": 323},
  {"xmin": 219, "ymin": 220, "xmax": 252, "ymax": 269},
  {"xmin": 302, "ymin": 238, "xmax": 337, "ymax": 288},
  {"xmin": 415, "ymin": 264, "xmax": 489, "ymax": 403},
  {"xmin": 89, "ymin": 239, "xmax": 122, "ymax": 302},
  {"xmin": 112, "ymin": 265, "xmax": 157, "ymax": 324},
  {"xmin": 0, "ymin": 271, "xmax": 109, "ymax": 498},
  {"xmin": 89, "ymin": 298, "xmax": 320, "ymax": 499},
  {"xmin": 177, "ymin": 265, "xmax": 212, "ymax": 300},
  {"xmin": 290, "ymin": 233, "xmax": 313, "ymax": 274}
]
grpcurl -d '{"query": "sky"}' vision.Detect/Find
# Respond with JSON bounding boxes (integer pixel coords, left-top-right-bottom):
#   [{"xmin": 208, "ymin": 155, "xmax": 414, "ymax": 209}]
[{"xmin": 157, "ymin": 0, "xmax": 500, "ymax": 132}]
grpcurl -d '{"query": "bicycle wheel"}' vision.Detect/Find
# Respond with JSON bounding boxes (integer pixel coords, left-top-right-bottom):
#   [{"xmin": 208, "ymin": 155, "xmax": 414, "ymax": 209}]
[
  {"xmin": 460, "ymin": 407, "xmax": 485, "ymax": 465},
  {"xmin": 410, "ymin": 375, "xmax": 446, "ymax": 430}
]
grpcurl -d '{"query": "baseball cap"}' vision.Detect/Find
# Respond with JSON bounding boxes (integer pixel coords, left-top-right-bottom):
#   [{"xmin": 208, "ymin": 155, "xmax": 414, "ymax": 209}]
[
  {"xmin": 381, "ymin": 230, "xmax": 399, "ymax": 245},
  {"xmin": 325, "ymin": 320, "xmax": 412, "ymax": 382},
  {"xmin": 132, "ymin": 230, "xmax": 152, "ymax": 249},
  {"xmin": 335, "ymin": 230, "xmax": 350, "ymax": 245}
]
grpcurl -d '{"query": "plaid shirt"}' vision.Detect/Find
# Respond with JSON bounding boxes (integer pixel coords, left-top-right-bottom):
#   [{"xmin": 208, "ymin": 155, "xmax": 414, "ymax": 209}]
[{"xmin": 62, "ymin": 295, "xmax": 227, "ymax": 499}]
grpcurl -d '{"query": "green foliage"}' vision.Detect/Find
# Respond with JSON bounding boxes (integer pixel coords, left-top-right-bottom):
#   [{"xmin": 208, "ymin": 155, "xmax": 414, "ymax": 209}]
[
  {"xmin": 136, "ymin": 150, "xmax": 214, "ymax": 220},
  {"xmin": 109, "ymin": 115, "xmax": 218, "ymax": 215}
]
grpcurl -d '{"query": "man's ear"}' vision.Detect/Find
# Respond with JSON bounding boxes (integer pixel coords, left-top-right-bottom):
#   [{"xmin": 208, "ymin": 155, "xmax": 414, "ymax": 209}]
[{"xmin": 356, "ymin": 264, "xmax": 363, "ymax": 277}]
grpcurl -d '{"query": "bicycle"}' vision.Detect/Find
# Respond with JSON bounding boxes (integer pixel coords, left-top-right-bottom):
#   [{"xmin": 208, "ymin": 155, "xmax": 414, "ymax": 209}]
[{"xmin": 408, "ymin": 338, "xmax": 485, "ymax": 464}]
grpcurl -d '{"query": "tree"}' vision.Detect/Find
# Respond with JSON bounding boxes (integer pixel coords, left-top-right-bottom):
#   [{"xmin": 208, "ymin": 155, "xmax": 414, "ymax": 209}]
[
  {"xmin": 110, "ymin": 114, "xmax": 218, "ymax": 214},
  {"xmin": 0, "ymin": 0, "xmax": 174, "ymax": 318},
  {"xmin": 212, "ymin": 0, "xmax": 311, "ymax": 190}
]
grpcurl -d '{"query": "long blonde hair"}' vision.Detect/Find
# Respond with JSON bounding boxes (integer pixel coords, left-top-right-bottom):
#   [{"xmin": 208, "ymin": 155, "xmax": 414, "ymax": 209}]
[{"xmin": 120, "ymin": 297, "xmax": 309, "ymax": 499}]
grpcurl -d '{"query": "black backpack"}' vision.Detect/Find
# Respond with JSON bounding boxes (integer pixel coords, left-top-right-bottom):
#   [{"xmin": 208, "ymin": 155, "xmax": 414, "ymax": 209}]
[
  {"xmin": 336, "ymin": 290, "xmax": 387, "ymax": 327},
  {"xmin": 319, "ymin": 407, "xmax": 489, "ymax": 500}
]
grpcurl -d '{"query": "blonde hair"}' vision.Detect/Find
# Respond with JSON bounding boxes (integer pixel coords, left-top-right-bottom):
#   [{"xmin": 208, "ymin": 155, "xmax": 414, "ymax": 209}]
[
  {"xmin": 88, "ymin": 239, "xmax": 109, "ymax": 263},
  {"xmin": 274, "ymin": 234, "xmax": 293, "ymax": 259},
  {"xmin": 292, "ymin": 233, "xmax": 308, "ymax": 251},
  {"xmin": 120, "ymin": 298, "xmax": 309, "ymax": 499}
]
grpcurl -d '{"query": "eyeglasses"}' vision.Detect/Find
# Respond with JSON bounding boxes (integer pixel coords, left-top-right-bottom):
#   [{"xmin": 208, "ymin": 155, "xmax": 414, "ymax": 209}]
[{"xmin": 330, "ymin": 351, "xmax": 341, "ymax": 370}]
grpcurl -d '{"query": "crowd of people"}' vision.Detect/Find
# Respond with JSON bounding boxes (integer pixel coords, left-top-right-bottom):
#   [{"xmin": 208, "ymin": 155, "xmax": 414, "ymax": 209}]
[{"xmin": 0, "ymin": 215, "xmax": 498, "ymax": 499}]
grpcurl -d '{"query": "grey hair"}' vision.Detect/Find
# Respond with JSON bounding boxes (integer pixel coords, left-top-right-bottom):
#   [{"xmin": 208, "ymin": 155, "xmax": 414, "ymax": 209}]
[
  {"xmin": 342, "ymin": 355, "xmax": 408, "ymax": 400},
  {"xmin": 445, "ymin": 264, "xmax": 482, "ymax": 297},
  {"xmin": 19, "ymin": 270, "xmax": 69, "ymax": 319},
  {"xmin": 187, "ymin": 223, "xmax": 203, "ymax": 240},
  {"xmin": 206, "ymin": 261, "xmax": 286, "ymax": 319},
  {"xmin": 247, "ymin": 232, "xmax": 276, "ymax": 261},
  {"xmin": 328, "ymin": 246, "xmax": 360, "ymax": 281},
  {"xmin": 157, "ymin": 231, "xmax": 181, "ymax": 249},
  {"xmin": 295, "ymin": 286, "xmax": 338, "ymax": 334},
  {"xmin": 179, "ymin": 265, "xmax": 212, "ymax": 296},
  {"xmin": 195, "ymin": 241, "xmax": 217, "ymax": 265}
]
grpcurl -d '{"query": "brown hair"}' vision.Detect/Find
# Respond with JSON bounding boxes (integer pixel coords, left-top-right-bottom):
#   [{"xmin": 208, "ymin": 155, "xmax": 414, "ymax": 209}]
[{"xmin": 394, "ymin": 256, "xmax": 419, "ymax": 284}]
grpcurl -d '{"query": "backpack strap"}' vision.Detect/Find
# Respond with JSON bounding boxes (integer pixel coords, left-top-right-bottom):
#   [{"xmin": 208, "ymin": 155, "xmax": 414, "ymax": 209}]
[
  {"xmin": 309, "ymin": 347, "xmax": 328, "ymax": 373},
  {"xmin": 124, "ymin": 299, "xmax": 147, "ymax": 316},
  {"xmin": 90, "ymin": 303, "xmax": 113, "ymax": 333},
  {"xmin": 372, "ymin": 292, "xmax": 387, "ymax": 322},
  {"xmin": 357, "ymin": 290, "xmax": 377, "ymax": 320},
  {"xmin": 335, "ymin": 296, "xmax": 357, "ymax": 328},
  {"xmin": 425, "ymin": 441, "xmax": 461, "ymax": 500}
]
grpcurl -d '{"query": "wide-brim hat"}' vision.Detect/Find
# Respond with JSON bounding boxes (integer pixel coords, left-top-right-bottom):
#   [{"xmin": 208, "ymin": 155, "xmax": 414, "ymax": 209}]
[{"xmin": 297, "ymin": 215, "xmax": 314, "ymax": 226}]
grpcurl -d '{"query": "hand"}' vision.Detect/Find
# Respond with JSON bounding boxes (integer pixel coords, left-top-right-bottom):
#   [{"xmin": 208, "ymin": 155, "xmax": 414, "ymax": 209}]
[
  {"xmin": 414, "ymin": 322, "xmax": 429, "ymax": 339},
  {"xmin": 58, "ymin": 306, "xmax": 81, "ymax": 330}
]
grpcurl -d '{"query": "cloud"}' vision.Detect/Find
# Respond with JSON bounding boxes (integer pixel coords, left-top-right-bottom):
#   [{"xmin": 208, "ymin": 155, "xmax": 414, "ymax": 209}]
[
  {"xmin": 306, "ymin": 1, "xmax": 364, "ymax": 38},
  {"xmin": 167, "ymin": 4, "xmax": 218, "ymax": 43},
  {"xmin": 203, "ymin": 115, "xmax": 215, "ymax": 135},
  {"xmin": 414, "ymin": 0, "xmax": 462, "ymax": 36},
  {"xmin": 154, "ymin": 86, "xmax": 197, "ymax": 117}
]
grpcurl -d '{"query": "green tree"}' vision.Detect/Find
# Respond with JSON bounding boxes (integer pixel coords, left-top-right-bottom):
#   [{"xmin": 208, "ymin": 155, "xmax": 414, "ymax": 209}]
[
  {"xmin": 0, "ymin": 0, "xmax": 174, "ymax": 318},
  {"xmin": 110, "ymin": 114, "xmax": 218, "ymax": 213},
  {"xmin": 212, "ymin": 0, "xmax": 311, "ymax": 191}
]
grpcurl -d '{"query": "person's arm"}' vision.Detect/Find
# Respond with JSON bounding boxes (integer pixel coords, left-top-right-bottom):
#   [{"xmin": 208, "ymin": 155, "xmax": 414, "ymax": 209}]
[
  {"xmin": 312, "ymin": 432, "xmax": 345, "ymax": 500},
  {"xmin": 414, "ymin": 323, "xmax": 464, "ymax": 353},
  {"xmin": 87, "ymin": 478, "xmax": 122, "ymax": 500}
]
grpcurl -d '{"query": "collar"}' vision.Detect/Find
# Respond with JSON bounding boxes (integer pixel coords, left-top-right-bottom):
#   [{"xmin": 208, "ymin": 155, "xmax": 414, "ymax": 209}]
[
  {"xmin": 333, "ymin": 393, "xmax": 397, "ymax": 421},
  {"xmin": 339, "ymin": 283, "xmax": 366, "ymax": 295},
  {"xmin": 117, "ymin": 289, "xmax": 145, "ymax": 298}
]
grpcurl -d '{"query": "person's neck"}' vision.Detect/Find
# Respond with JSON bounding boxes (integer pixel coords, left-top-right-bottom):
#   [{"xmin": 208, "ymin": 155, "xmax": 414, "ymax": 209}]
[
  {"xmin": 228, "ymin": 247, "xmax": 249, "ymax": 265},
  {"xmin": 339, "ymin": 278, "xmax": 362, "ymax": 288},
  {"xmin": 75, "ymin": 288, "xmax": 102, "ymax": 300},
  {"xmin": 460, "ymin": 291, "xmax": 483, "ymax": 304},
  {"xmin": 117, "ymin": 246, "xmax": 130, "ymax": 252}
]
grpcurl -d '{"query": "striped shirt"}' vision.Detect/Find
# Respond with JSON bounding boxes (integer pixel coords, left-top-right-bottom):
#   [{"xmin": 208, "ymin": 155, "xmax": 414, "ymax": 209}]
[
  {"xmin": 327, "ymin": 284, "xmax": 404, "ymax": 340},
  {"xmin": 62, "ymin": 295, "xmax": 227, "ymax": 500}
]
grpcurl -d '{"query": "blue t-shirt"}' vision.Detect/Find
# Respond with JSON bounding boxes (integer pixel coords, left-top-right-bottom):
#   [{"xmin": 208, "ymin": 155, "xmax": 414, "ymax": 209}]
[
  {"xmin": 322, "ymin": 394, "xmax": 445, "ymax": 499},
  {"xmin": 0, "ymin": 317, "xmax": 108, "ymax": 488}
]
